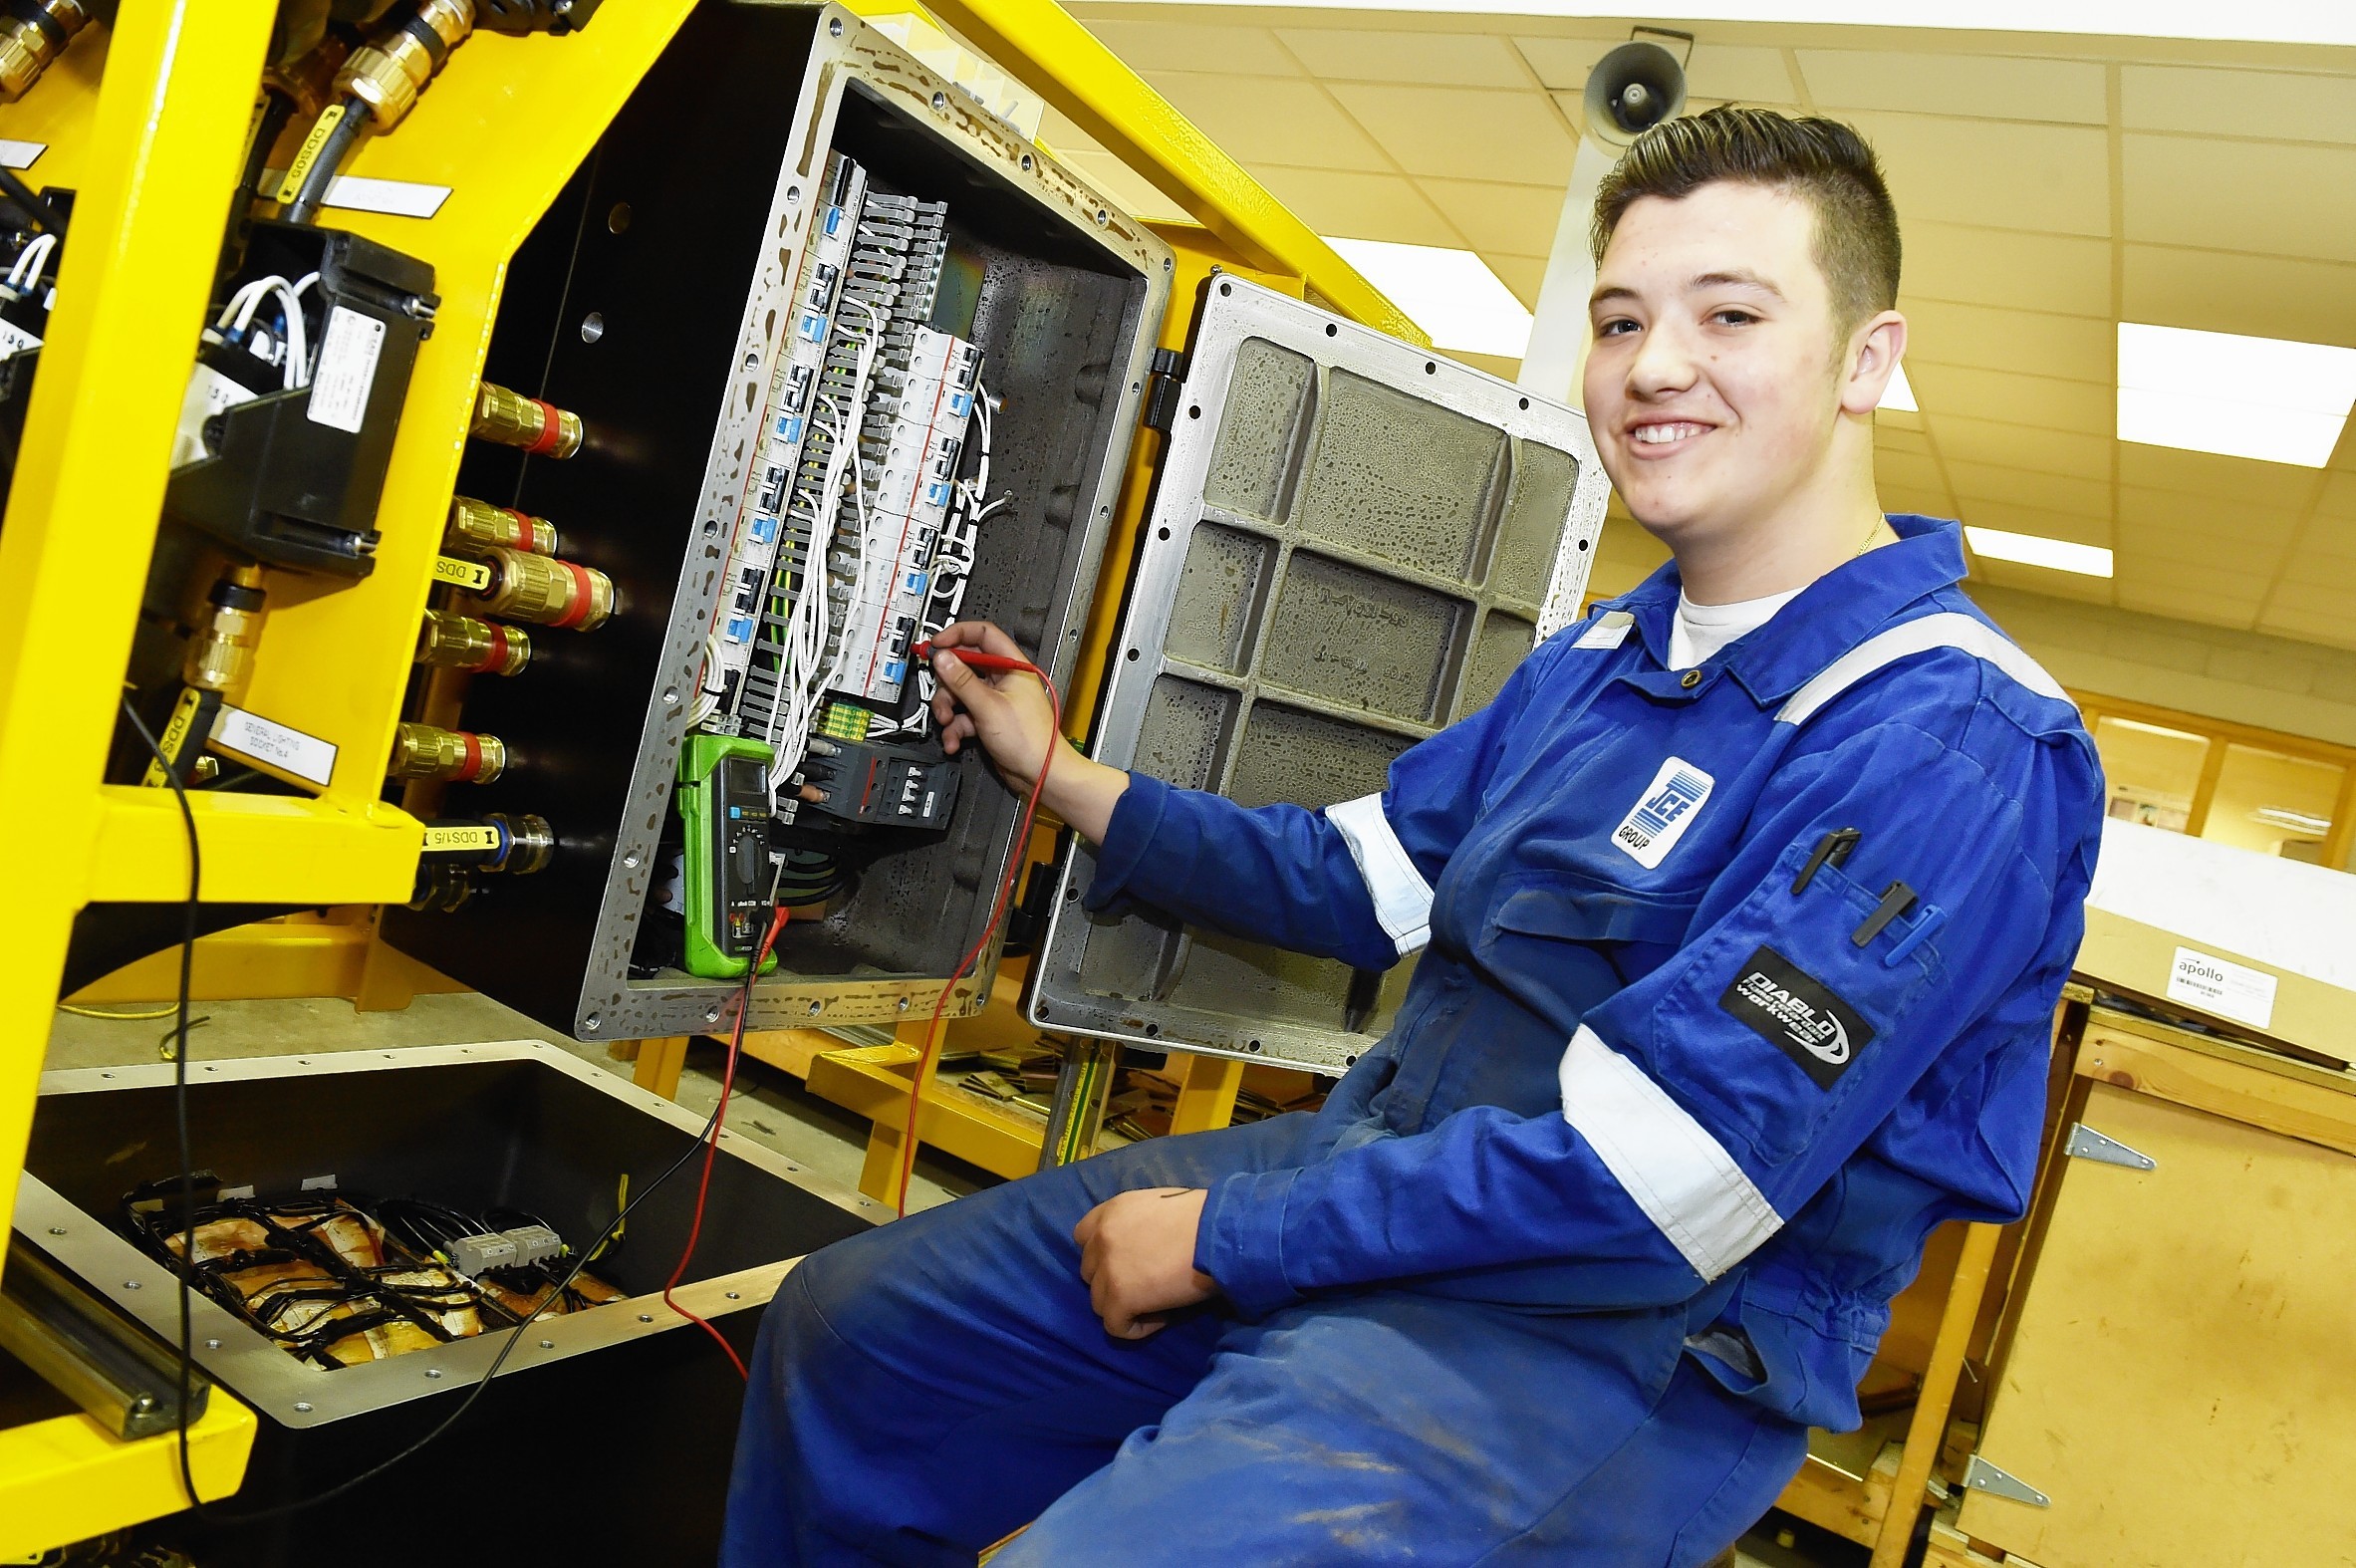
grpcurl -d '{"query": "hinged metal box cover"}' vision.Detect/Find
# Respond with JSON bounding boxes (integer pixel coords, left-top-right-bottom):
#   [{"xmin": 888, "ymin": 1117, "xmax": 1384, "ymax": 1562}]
[{"xmin": 1030, "ymin": 277, "xmax": 1610, "ymax": 1075}]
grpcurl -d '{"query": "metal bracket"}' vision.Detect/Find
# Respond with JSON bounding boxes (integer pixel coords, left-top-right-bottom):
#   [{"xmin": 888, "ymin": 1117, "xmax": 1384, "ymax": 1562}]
[
  {"xmin": 1140, "ymin": 346, "xmax": 1186, "ymax": 431},
  {"xmin": 1963, "ymin": 1454, "xmax": 2051, "ymax": 1508},
  {"xmin": 2065, "ymin": 1121, "xmax": 2157, "ymax": 1170}
]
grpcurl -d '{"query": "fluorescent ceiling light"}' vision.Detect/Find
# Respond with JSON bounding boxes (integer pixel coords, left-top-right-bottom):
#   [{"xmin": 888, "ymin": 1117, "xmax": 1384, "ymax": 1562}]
[
  {"xmin": 2253, "ymin": 806, "xmax": 2332, "ymax": 836},
  {"xmin": 2117, "ymin": 323, "xmax": 2356, "ymax": 468},
  {"xmin": 1964, "ymin": 525, "xmax": 2113, "ymax": 578},
  {"xmin": 1879, "ymin": 363, "xmax": 1917, "ymax": 412},
  {"xmin": 1323, "ymin": 237, "xmax": 1532, "ymax": 360},
  {"xmin": 1088, "ymin": 0, "xmax": 2356, "ymax": 48}
]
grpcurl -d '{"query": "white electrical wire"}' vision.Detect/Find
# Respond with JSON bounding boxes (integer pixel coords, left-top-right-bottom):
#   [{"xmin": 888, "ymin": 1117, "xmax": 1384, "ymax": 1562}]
[
  {"xmin": 214, "ymin": 273, "xmax": 311, "ymax": 391},
  {"xmin": 7, "ymin": 231, "xmax": 55, "ymax": 291},
  {"xmin": 759, "ymin": 302, "xmax": 887, "ymax": 807}
]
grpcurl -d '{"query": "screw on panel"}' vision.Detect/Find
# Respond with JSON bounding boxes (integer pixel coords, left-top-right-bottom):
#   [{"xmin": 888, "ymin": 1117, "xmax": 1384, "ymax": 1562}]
[
  {"xmin": 47, "ymin": 1226, "xmax": 64, "ymax": 1236},
  {"xmin": 639, "ymin": 1313, "xmax": 654, "ymax": 1323},
  {"xmin": 539, "ymin": 1338, "xmax": 555, "ymax": 1349},
  {"xmin": 828, "ymin": 16, "xmax": 843, "ymax": 35},
  {"xmin": 584, "ymin": 1016, "xmax": 602, "ymax": 1032},
  {"xmin": 580, "ymin": 313, "xmax": 605, "ymax": 344},
  {"xmin": 725, "ymin": 1291, "xmax": 741, "ymax": 1300},
  {"xmin": 931, "ymin": 92, "xmax": 946, "ymax": 111},
  {"xmin": 294, "ymin": 1401, "xmax": 314, "ymax": 1413},
  {"xmin": 205, "ymin": 1338, "xmax": 221, "ymax": 1349}
]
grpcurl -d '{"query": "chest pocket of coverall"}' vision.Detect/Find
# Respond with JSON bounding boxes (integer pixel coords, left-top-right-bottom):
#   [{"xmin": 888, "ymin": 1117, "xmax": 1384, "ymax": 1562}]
[
  {"xmin": 1635, "ymin": 851, "xmax": 1946, "ymax": 1166},
  {"xmin": 1474, "ymin": 869, "xmax": 1703, "ymax": 1002}
]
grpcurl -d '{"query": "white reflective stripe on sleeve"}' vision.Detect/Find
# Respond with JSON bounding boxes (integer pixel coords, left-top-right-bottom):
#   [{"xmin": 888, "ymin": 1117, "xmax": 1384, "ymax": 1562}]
[
  {"xmin": 1326, "ymin": 793, "xmax": 1434, "ymax": 955},
  {"xmin": 1775, "ymin": 611, "xmax": 2069, "ymax": 726},
  {"xmin": 1558, "ymin": 1024, "xmax": 1783, "ymax": 1281}
]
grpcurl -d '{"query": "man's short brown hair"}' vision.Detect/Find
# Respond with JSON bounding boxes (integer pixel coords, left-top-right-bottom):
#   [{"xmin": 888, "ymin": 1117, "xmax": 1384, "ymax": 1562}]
[{"xmin": 1591, "ymin": 106, "xmax": 1901, "ymax": 335}]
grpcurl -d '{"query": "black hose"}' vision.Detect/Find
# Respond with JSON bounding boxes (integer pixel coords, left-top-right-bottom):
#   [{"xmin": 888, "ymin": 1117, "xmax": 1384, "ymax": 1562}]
[
  {"xmin": 0, "ymin": 165, "xmax": 60, "ymax": 234},
  {"xmin": 221, "ymin": 88, "xmax": 295, "ymax": 261},
  {"xmin": 283, "ymin": 95, "xmax": 370, "ymax": 226}
]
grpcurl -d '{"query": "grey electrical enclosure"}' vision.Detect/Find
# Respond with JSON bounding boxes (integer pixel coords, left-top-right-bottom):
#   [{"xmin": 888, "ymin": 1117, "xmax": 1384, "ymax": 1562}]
[{"xmin": 1030, "ymin": 277, "xmax": 1611, "ymax": 1075}]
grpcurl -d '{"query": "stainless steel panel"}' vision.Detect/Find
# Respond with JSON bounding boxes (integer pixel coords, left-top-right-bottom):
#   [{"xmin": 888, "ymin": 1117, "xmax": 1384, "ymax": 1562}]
[{"xmin": 1030, "ymin": 276, "xmax": 1610, "ymax": 1073}]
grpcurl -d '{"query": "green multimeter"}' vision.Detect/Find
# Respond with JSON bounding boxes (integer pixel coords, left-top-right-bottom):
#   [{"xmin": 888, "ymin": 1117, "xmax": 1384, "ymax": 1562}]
[{"xmin": 677, "ymin": 733, "xmax": 780, "ymax": 978}]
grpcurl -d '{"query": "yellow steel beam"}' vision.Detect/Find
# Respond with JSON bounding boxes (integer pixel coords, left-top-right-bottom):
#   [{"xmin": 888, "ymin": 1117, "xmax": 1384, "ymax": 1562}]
[
  {"xmin": 0, "ymin": 1, "xmax": 279, "ymax": 1290},
  {"xmin": 888, "ymin": 0, "xmax": 1428, "ymax": 345},
  {"xmin": 0, "ymin": 1397, "xmax": 257, "ymax": 1558},
  {"xmin": 84, "ymin": 787, "xmax": 420, "ymax": 905}
]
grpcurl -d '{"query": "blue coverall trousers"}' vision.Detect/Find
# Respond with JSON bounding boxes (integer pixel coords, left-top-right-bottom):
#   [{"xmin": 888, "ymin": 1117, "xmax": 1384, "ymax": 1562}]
[{"xmin": 720, "ymin": 1114, "xmax": 1807, "ymax": 1566}]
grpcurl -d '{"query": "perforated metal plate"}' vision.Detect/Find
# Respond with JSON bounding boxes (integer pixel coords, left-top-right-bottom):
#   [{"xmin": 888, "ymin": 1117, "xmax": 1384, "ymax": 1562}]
[{"xmin": 1029, "ymin": 277, "xmax": 1610, "ymax": 1074}]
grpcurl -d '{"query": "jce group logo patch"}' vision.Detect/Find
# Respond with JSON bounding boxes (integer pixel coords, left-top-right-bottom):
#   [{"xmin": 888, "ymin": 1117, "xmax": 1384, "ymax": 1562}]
[
  {"xmin": 1718, "ymin": 945, "xmax": 1876, "ymax": 1091},
  {"xmin": 1612, "ymin": 755, "xmax": 1714, "ymax": 869}
]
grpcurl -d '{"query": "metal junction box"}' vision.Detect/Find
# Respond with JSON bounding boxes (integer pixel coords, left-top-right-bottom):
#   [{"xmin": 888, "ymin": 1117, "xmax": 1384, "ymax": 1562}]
[
  {"xmin": 382, "ymin": 3, "xmax": 1171, "ymax": 1042},
  {"xmin": 1029, "ymin": 277, "xmax": 1609, "ymax": 1075}
]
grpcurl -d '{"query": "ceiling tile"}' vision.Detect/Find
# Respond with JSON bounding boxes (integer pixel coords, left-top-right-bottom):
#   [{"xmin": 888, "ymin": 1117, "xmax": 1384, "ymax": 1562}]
[
  {"xmin": 1970, "ymin": 559, "xmax": 2114, "ymax": 603},
  {"xmin": 1252, "ymin": 165, "xmax": 1460, "ymax": 248},
  {"xmin": 2253, "ymin": 609, "xmax": 2356, "ymax": 652},
  {"xmin": 1485, "ymin": 253, "xmax": 1547, "ymax": 310},
  {"xmin": 2121, "ymin": 244, "xmax": 2356, "ymax": 353},
  {"xmin": 1329, "ymin": 83, "xmax": 1579, "ymax": 185},
  {"xmin": 1688, "ymin": 43, "xmax": 1800, "ymax": 107},
  {"xmin": 2116, "ymin": 444, "xmax": 2322, "ymax": 508},
  {"xmin": 2121, "ymin": 65, "xmax": 2356, "ymax": 145},
  {"xmin": 1847, "ymin": 113, "xmax": 2110, "ymax": 237},
  {"xmin": 1276, "ymin": 29, "xmax": 1529, "ymax": 89},
  {"xmin": 1876, "ymin": 424, "xmax": 1934, "ymax": 458},
  {"xmin": 2259, "ymin": 578, "xmax": 2356, "ymax": 616},
  {"xmin": 1150, "ymin": 74, "xmax": 1391, "ymax": 172},
  {"xmin": 2120, "ymin": 483, "xmax": 2299, "ymax": 540},
  {"xmin": 1508, "ymin": 33, "xmax": 1624, "ymax": 94},
  {"xmin": 1876, "ymin": 450, "xmax": 1946, "ymax": 493},
  {"xmin": 2123, "ymin": 133, "xmax": 2356, "ymax": 264},
  {"xmin": 1947, "ymin": 460, "xmax": 2112, "ymax": 518},
  {"xmin": 1797, "ymin": 50, "xmax": 2108, "ymax": 124},
  {"xmin": 1081, "ymin": 19, "xmax": 1301, "ymax": 78},
  {"xmin": 1909, "ymin": 364, "xmax": 2113, "ymax": 435},
  {"xmin": 2315, "ymin": 472, "xmax": 2356, "ymax": 519},
  {"xmin": 2114, "ymin": 584, "xmax": 2260, "ymax": 628},
  {"xmin": 1418, "ymin": 177, "xmax": 1566, "ymax": 258},
  {"xmin": 2119, "ymin": 523, "xmax": 2287, "ymax": 570},
  {"xmin": 1928, "ymin": 414, "xmax": 2111, "ymax": 483},
  {"xmin": 1952, "ymin": 498, "xmax": 2110, "ymax": 547},
  {"xmin": 2283, "ymin": 530, "xmax": 2356, "ymax": 577},
  {"xmin": 1903, "ymin": 221, "xmax": 2113, "ymax": 319},
  {"xmin": 1901, "ymin": 299, "xmax": 2113, "ymax": 386}
]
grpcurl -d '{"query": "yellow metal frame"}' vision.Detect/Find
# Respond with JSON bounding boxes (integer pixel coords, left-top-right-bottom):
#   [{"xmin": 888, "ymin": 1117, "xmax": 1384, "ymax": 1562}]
[{"xmin": 1, "ymin": 1, "xmax": 1418, "ymax": 1541}]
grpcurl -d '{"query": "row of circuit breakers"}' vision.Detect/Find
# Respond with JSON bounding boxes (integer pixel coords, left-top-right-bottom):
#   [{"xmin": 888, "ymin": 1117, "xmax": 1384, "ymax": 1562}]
[{"xmin": 409, "ymin": 150, "xmax": 996, "ymax": 978}]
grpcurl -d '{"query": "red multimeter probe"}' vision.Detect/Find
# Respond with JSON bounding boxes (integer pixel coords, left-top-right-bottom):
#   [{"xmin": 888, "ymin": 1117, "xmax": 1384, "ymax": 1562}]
[{"xmin": 912, "ymin": 639, "xmax": 1037, "ymax": 675}]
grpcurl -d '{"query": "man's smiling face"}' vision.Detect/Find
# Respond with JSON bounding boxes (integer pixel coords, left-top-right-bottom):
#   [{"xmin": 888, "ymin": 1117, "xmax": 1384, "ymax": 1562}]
[{"xmin": 1583, "ymin": 181, "xmax": 1856, "ymax": 557}]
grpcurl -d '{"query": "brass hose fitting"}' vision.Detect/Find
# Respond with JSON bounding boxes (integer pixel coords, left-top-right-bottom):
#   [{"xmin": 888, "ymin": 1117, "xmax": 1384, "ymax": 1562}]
[
  {"xmin": 449, "ymin": 494, "xmax": 558, "ymax": 555},
  {"xmin": 416, "ymin": 608, "xmax": 532, "ymax": 675},
  {"xmin": 182, "ymin": 566, "xmax": 268, "ymax": 698},
  {"xmin": 470, "ymin": 381, "xmax": 583, "ymax": 459},
  {"xmin": 485, "ymin": 811, "xmax": 554, "ymax": 875},
  {"xmin": 391, "ymin": 719, "xmax": 506, "ymax": 783},
  {"xmin": 463, "ymin": 545, "xmax": 614, "ymax": 631},
  {"xmin": 0, "ymin": 0, "xmax": 95, "ymax": 105},
  {"xmin": 407, "ymin": 859, "xmax": 478, "ymax": 913},
  {"xmin": 336, "ymin": 0, "xmax": 472, "ymax": 131}
]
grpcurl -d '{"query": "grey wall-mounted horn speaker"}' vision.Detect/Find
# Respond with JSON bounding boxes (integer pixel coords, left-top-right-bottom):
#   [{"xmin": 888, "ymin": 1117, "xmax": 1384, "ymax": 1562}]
[{"xmin": 1584, "ymin": 40, "xmax": 1687, "ymax": 145}]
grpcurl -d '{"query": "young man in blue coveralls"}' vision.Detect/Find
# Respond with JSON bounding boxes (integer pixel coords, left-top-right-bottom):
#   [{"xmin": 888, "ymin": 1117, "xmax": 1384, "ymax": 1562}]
[{"xmin": 723, "ymin": 107, "xmax": 2105, "ymax": 1566}]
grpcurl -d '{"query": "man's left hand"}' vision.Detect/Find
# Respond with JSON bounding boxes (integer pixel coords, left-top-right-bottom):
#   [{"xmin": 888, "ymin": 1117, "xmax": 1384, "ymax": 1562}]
[{"xmin": 1073, "ymin": 1187, "xmax": 1215, "ymax": 1339}]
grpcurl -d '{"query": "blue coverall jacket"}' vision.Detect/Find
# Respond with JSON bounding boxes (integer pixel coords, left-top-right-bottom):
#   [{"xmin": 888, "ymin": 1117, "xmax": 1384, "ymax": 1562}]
[
  {"xmin": 722, "ymin": 513, "xmax": 2106, "ymax": 1565},
  {"xmin": 1098, "ymin": 512, "xmax": 2104, "ymax": 1432}
]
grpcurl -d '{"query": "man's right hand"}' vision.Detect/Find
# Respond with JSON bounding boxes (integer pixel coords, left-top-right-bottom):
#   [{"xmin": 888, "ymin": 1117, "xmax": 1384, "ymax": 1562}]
[{"xmin": 925, "ymin": 621, "xmax": 1130, "ymax": 844}]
